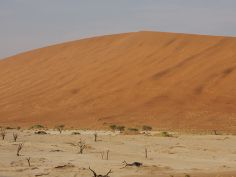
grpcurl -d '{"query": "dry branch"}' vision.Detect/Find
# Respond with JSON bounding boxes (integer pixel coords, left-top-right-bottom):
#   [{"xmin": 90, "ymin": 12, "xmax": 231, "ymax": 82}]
[
  {"xmin": 89, "ymin": 167, "xmax": 112, "ymax": 177},
  {"xmin": 122, "ymin": 161, "xmax": 142, "ymax": 168}
]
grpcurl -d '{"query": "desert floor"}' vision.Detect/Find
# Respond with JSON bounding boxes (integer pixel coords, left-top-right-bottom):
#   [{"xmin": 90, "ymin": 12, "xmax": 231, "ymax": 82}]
[{"xmin": 0, "ymin": 129, "xmax": 235, "ymax": 177}]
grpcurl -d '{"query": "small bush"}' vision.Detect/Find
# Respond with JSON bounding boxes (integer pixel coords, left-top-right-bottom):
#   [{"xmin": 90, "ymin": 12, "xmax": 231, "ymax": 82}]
[
  {"xmin": 142, "ymin": 125, "xmax": 152, "ymax": 131},
  {"xmin": 128, "ymin": 128, "xmax": 139, "ymax": 132},
  {"xmin": 161, "ymin": 131, "xmax": 172, "ymax": 137},
  {"xmin": 71, "ymin": 132, "xmax": 80, "ymax": 135},
  {"xmin": 116, "ymin": 125, "xmax": 125, "ymax": 132},
  {"xmin": 6, "ymin": 126, "xmax": 14, "ymax": 130},
  {"xmin": 110, "ymin": 125, "xmax": 117, "ymax": 131},
  {"xmin": 57, "ymin": 125, "xmax": 65, "ymax": 129},
  {"xmin": 30, "ymin": 124, "xmax": 44, "ymax": 129},
  {"xmin": 110, "ymin": 124, "xmax": 125, "ymax": 132}
]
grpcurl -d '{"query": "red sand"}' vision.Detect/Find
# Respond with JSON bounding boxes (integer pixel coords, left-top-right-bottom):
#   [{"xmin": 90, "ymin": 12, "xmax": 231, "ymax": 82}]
[{"xmin": 0, "ymin": 31, "xmax": 236, "ymax": 132}]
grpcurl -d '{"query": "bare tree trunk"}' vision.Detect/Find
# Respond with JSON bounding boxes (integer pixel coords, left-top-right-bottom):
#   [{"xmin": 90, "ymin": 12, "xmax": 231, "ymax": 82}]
[
  {"xmin": 26, "ymin": 157, "xmax": 31, "ymax": 167},
  {"xmin": 94, "ymin": 132, "xmax": 97, "ymax": 142},
  {"xmin": 213, "ymin": 130, "xmax": 217, "ymax": 135},
  {"xmin": 145, "ymin": 148, "xmax": 148, "ymax": 159},
  {"xmin": 106, "ymin": 150, "xmax": 109, "ymax": 160},
  {"xmin": 100, "ymin": 151, "xmax": 104, "ymax": 159}
]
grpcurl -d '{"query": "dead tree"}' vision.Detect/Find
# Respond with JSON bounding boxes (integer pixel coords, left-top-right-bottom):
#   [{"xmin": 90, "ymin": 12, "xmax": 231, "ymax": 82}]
[
  {"xmin": 94, "ymin": 132, "xmax": 98, "ymax": 142},
  {"xmin": 17, "ymin": 143, "xmax": 23, "ymax": 156},
  {"xmin": 122, "ymin": 161, "xmax": 142, "ymax": 168},
  {"xmin": 89, "ymin": 167, "xmax": 112, "ymax": 177},
  {"xmin": 13, "ymin": 133, "xmax": 18, "ymax": 142},
  {"xmin": 213, "ymin": 130, "xmax": 218, "ymax": 135},
  {"xmin": 100, "ymin": 151, "xmax": 105, "ymax": 159},
  {"xmin": 106, "ymin": 150, "xmax": 109, "ymax": 160},
  {"xmin": 26, "ymin": 157, "xmax": 31, "ymax": 167},
  {"xmin": 78, "ymin": 140, "xmax": 86, "ymax": 154},
  {"xmin": 1, "ymin": 128, "xmax": 6, "ymax": 140},
  {"xmin": 56, "ymin": 125, "xmax": 64, "ymax": 134}
]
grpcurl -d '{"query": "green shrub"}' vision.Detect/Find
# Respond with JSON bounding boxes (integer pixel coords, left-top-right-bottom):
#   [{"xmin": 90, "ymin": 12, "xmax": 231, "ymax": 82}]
[
  {"xmin": 142, "ymin": 125, "xmax": 152, "ymax": 131},
  {"xmin": 110, "ymin": 125, "xmax": 125, "ymax": 132},
  {"xmin": 5, "ymin": 126, "xmax": 14, "ymax": 130},
  {"xmin": 56, "ymin": 125, "xmax": 65, "ymax": 129},
  {"xmin": 116, "ymin": 125, "xmax": 125, "ymax": 132},
  {"xmin": 110, "ymin": 125, "xmax": 117, "ymax": 131},
  {"xmin": 30, "ymin": 124, "xmax": 44, "ymax": 129},
  {"xmin": 128, "ymin": 128, "xmax": 139, "ymax": 132},
  {"xmin": 71, "ymin": 132, "xmax": 80, "ymax": 135},
  {"xmin": 161, "ymin": 131, "xmax": 172, "ymax": 137}
]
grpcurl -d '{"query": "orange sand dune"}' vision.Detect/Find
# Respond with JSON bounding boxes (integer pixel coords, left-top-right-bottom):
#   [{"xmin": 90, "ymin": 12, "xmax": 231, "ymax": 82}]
[{"xmin": 0, "ymin": 31, "xmax": 236, "ymax": 132}]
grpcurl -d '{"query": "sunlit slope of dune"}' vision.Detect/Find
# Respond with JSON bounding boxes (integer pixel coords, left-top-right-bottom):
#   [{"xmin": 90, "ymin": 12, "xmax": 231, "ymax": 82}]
[{"xmin": 0, "ymin": 31, "xmax": 236, "ymax": 132}]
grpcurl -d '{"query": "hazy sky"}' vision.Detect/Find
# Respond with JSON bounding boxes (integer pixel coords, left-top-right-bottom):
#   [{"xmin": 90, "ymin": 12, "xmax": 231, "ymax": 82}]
[{"xmin": 0, "ymin": 0, "xmax": 236, "ymax": 59}]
